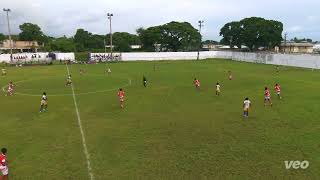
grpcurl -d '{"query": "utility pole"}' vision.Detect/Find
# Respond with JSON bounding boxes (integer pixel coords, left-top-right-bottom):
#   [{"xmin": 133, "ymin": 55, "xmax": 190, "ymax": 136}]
[
  {"xmin": 197, "ymin": 20, "xmax": 204, "ymax": 60},
  {"xmin": 3, "ymin": 8, "xmax": 13, "ymax": 62},
  {"xmin": 104, "ymin": 39, "xmax": 106, "ymax": 53},
  {"xmin": 229, "ymin": 25, "xmax": 233, "ymax": 49},
  {"xmin": 284, "ymin": 33, "xmax": 287, "ymax": 53},
  {"xmin": 107, "ymin": 13, "xmax": 113, "ymax": 60}
]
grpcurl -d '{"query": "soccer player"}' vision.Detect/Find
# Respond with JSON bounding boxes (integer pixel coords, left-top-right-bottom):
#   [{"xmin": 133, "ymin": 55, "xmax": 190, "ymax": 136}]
[
  {"xmin": 216, "ymin": 83, "xmax": 221, "ymax": 96},
  {"xmin": 106, "ymin": 67, "xmax": 111, "ymax": 76},
  {"xmin": 143, "ymin": 76, "xmax": 148, "ymax": 87},
  {"xmin": 65, "ymin": 75, "xmax": 72, "ymax": 86},
  {"xmin": 0, "ymin": 148, "xmax": 8, "ymax": 180},
  {"xmin": 264, "ymin": 87, "xmax": 273, "ymax": 107},
  {"xmin": 274, "ymin": 83, "xmax": 282, "ymax": 99},
  {"xmin": 275, "ymin": 65, "xmax": 280, "ymax": 73},
  {"xmin": 6, "ymin": 82, "xmax": 14, "ymax": 96},
  {"xmin": 118, "ymin": 88, "xmax": 125, "ymax": 109},
  {"xmin": 228, "ymin": 71, "xmax": 233, "ymax": 80},
  {"xmin": 194, "ymin": 78, "xmax": 201, "ymax": 89},
  {"xmin": 80, "ymin": 69, "xmax": 84, "ymax": 75},
  {"xmin": 39, "ymin": 92, "xmax": 48, "ymax": 113},
  {"xmin": 243, "ymin": 98, "xmax": 251, "ymax": 118},
  {"xmin": 1, "ymin": 68, "xmax": 6, "ymax": 76}
]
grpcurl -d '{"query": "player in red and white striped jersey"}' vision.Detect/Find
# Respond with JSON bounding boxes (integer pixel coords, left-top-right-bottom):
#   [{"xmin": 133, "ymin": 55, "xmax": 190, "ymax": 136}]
[
  {"xmin": 274, "ymin": 84, "xmax": 282, "ymax": 99},
  {"xmin": 264, "ymin": 87, "xmax": 273, "ymax": 107},
  {"xmin": 0, "ymin": 148, "xmax": 8, "ymax": 180},
  {"xmin": 118, "ymin": 88, "xmax": 125, "ymax": 109},
  {"xmin": 194, "ymin": 78, "xmax": 200, "ymax": 89}
]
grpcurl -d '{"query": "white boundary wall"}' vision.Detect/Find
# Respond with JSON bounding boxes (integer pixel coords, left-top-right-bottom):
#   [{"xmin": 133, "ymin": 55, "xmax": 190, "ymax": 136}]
[
  {"xmin": 54, "ymin": 53, "xmax": 75, "ymax": 61},
  {"xmin": 0, "ymin": 53, "xmax": 50, "ymax": 63},
  {"xmin": 0, "ymin": 52, "xmax": 75, "ymax": 63},
  {"xmin": 121, "ymin": 51, "xmax": 320, "ymax": 69}
]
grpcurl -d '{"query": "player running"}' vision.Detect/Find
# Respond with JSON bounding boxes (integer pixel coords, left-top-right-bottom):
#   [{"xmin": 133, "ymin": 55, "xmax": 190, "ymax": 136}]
[
  {"xmin": 243, "ymin": 98, "xmax": 251, "ymax": 118},
  {"xmin": 143, "ymin": 76, "xmax": 148, "ymax": 87},
  {"xmin": 0, "ymin": 147, "xmax": 8, "ymax": 180},
  {"xmin": 1, "ymin": 68, "xmax": 6, "ymax": 76},
  {"xmin": 6, "ymin": 82, "xmax": 14, "ymax": 96},
  {"xmin": 106, "ymin": 67, "xmax": 111, "ymax": 76},
  {"xmin": 216, "ymin": 83, "xmax": 221, "ymax": 96},
  {"xmin": 118, "ymin": 88, "xmax": 125, "ymax": 109},
  {"xmin": 194, "ymin": 78, "xmax": 201, "ymax": 89},
  {"xmin": 39, "ymin": 92, "xmax": 48, "ymax": 113},
  {"xmin": 274, "ymin": 84, "xmax": 282, "ymax": 100},
  {"xmin": 228, "ymin": 71, "xmax": 233, "ymax": 80},
  {"xmin": 275, "ymin": 65, "xmax": 280, "ymax": 73},
  {"xmin": 80, "ymin": 69, "xmax": 84, "ymax": 75},
  {"xmin": 264, "ymin": 87, "xmax": 273, "ymax": 107},
  {"xmin": 65, "ymin": 75, "xmax": 72, "ymax": 86}
]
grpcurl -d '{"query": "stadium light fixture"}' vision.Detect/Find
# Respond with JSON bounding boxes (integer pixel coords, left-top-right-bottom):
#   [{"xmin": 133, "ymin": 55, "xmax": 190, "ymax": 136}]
[
  {"xmin": 107, "ymin": 13, "xmax": 114, "ymax": 60},
  {"xmin": 197, "ymin": 20, "xmax": 204, "ymax": 60},
  {"xmin": 3, "ymin": 8, "xmax": 13, "ymax": 62}
]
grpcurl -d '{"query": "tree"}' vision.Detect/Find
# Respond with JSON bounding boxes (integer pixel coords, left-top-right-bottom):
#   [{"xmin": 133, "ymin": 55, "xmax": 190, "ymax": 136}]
[
  {"xmin": 160, "ymin": 22, "xmax": 201, "ymax": 52},
  {"xmin": 220, "ymin": 21, "xmax": 243, "ymax": 48},
  {"xmin": 219, "ymin": 17, "xmax": 283, "ymax": 51},
  {"xmin": 50, "ymin": 37, "xmax": 76, "ymax": 52},
  {"xmin": 137, "ymin": 26, "xmax": 162, "ymax": 51},
  {"xmin": 74, "ymin": 29, "xmax": 91, "ymax": 52},
  {"xmin": 108, "ymin": 32, "xmax": 141, "ymax": 52},
  {"xmin": 291, "ymin": 37, "xmax": 313, "ymax": 43},
  {"xmin": 18, "ymin": 23, "xmax": 47, "ymax": 44},
  {"xmin": 138, "ymin": 22, "xmax": 200, "ymax": 52},
  {"xmin": 0, "ymin": 33, "xmax": 5, "ymax": 41}
]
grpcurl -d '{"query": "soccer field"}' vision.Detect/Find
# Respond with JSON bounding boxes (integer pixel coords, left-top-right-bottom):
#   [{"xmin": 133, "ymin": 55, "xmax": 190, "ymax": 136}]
[{"xmin": 1, "ymin": 59, "xmax": 319, "ymax": 179}]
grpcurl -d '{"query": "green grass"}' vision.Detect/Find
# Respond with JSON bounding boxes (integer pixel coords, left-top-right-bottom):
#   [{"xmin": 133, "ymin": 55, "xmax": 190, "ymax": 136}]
[{"xmin": 0, "ymin": 59, "xmax": 319, "ymax": 179}]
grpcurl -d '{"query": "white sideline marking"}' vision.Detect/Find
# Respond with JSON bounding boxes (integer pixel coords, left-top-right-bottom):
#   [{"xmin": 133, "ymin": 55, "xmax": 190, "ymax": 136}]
[{"xmin": 66, "ymin": 64, "xmax": 95, "ymax": 180}]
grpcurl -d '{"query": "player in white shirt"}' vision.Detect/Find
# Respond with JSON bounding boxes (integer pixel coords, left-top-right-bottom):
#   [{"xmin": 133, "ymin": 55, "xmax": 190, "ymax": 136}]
[
  {"xmin": 39, "ymin": 92, "xmax": 48, "ymax": 112},
  {"xmin": 65, "ymin": 75, "xmax": 72, "ymax": 86},
  {"xmin": 106, "ymin": 67, "xmax": 111, "ymax": 76},
  {"xmin": 6, "ymin": 82, "xmax": 14, "ymax": 96},
  {"xmin": 216, "ymin": 83, "xmax": 221, "ymax": 96},
  {"xmin": 1, "ymin": 68, "xmax": 6, "ymax": 76},
  {"xmin": 243, "ymin": 98, "xmax": 251, "ymax": 118}
]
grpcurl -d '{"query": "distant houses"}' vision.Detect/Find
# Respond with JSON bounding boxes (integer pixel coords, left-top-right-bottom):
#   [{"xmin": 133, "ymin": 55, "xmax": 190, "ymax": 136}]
[
  {"xmin": 0, "ymin": 39, "xmax": 40, "ymax": 53},
  {"xmin": 278, "ymin": 42, "xmax": 314, "ymax": 54}
]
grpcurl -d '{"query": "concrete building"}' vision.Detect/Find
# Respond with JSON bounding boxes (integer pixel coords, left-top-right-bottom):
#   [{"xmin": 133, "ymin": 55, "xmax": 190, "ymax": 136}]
[
  {"xmin": 0, "ymin": 40, "xmax": 39, "ymax": 52},
  {"xmin": 313, "ymin": 44, "xmax": 320, "ymax": 53},
  {"xmin": 202, "ymin": 44, "xmax": 220, "ymax": 51},
  {"xmin": 279, "ymin": 42, "xmax": 314, "ymax": 54}
]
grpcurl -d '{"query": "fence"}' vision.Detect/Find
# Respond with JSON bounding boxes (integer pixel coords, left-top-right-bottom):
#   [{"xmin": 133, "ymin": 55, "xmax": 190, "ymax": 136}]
[
  {"xmin": 1, "ymin": 51, "xmax": 320, "ymax": 69},
  {"xmin": 121, "ymin": 51, "xmax": 320, "ymax": 69}
]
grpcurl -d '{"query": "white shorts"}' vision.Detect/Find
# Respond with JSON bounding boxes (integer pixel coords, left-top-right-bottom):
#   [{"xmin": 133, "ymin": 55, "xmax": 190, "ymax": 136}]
[
  {"xmin": 265, "ymin": 96, "xmax": 271, "ymax": 100},
  {"xmin": 276, "ymin": 92, "xmax": 281, "ymax": 95},
  {"xmin": 0, "ymin": 165, "xmax": 8, "ymax": 175}
]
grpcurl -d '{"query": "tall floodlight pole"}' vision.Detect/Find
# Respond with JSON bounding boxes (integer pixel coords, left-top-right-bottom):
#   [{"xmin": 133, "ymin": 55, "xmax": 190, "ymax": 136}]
[
  {"xmin": 3, "ymin": 8, "xmax": 13, "ymax": 62},
  {"xmin": 229, "ymin": 25, "xmax": 233, "ymax": 49},
  {"xmin": 284, "ymin": 32, "xmax": 287, "ymax": 53},
  {"xmin": 107, "ymin": 13, "xmax": 113, "ymax": 60},
  {"xmin": 197, "ymin": 20, "xmax": 204, "ymax": 60}
]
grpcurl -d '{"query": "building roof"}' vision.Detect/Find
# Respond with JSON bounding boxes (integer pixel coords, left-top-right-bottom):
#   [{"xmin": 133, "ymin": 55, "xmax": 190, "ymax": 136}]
[
  {"xmin": 0, "ymin": 39, "xmax": 39, "ymax": 49},
  {"xmin": 281, "ymin": 42, "xmax": 314, "ymax": 47}
]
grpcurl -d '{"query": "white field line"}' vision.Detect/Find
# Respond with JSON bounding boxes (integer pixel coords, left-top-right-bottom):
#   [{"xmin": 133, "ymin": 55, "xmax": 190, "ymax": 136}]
[
  {"xmin": 1, "ymin": 77, "xmax": 131, "ymax": 97},
  {"xmin": 65, "ymin": 64, "xmax": 95, "ymax": 180}
]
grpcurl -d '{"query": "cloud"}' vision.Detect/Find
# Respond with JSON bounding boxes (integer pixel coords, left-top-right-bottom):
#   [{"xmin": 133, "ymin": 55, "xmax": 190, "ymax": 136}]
[{"xmin": 1, "ymin": 0, "xmax": 320, "ymax": 40}]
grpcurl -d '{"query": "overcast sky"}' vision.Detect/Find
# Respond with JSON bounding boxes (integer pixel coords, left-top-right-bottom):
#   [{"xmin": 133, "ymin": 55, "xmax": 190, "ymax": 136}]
[{"xmin": 1, "ymin": 0, "xmax": 320, "ymax": 41}]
